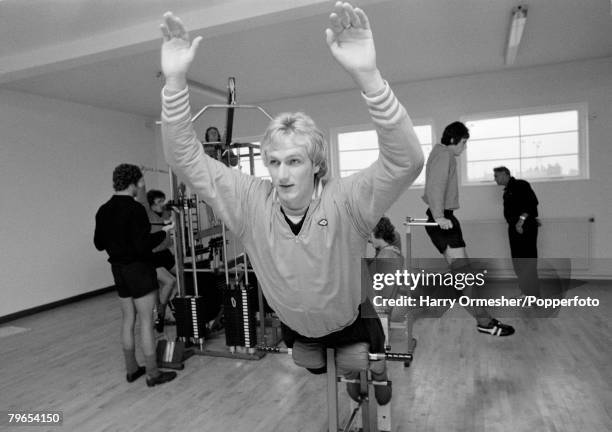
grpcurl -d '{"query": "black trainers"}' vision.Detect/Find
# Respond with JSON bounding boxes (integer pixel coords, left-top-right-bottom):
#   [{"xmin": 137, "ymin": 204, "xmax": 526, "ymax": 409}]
[
  {"xmin": 126, "ymin": 366, "xmax": 146, "ymax": 383},
  {"xmin": 146, "ymin": 371, "xmax": 177, "ymax": 387},
  {"xmin": 477, "ymin": 319, "xmax": 515, "ymax": 337}
]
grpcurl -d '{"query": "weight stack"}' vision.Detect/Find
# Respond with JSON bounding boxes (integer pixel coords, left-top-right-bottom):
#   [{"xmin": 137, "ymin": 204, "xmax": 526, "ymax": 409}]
[
  {"xmin": 173, "ymin": 296, "xmax": 207, "ymax": 340},
  {"xmin": 223, "ymin": 283, "xmax": 258, "ymax": 348}
]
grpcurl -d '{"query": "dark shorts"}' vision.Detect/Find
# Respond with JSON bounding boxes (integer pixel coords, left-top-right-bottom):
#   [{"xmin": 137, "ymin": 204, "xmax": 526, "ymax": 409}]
[
  {"xmin": 281, "ymin": 299, "xmax": 385, "ymax": 353},
  {"xmin": 111, "ymin": 261, "xmax": 158, "ymax": 299},
  {"xmin": 425, "ymin": 209, "xmax": 466, "ymax": 254},
  {"xmin": 152, "ymin": 249, "xmax": 175, "ymax": 271}
]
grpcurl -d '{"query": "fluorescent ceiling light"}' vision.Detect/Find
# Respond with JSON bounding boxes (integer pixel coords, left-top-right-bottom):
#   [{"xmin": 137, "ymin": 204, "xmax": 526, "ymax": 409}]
[{"xmin": 505, "ymin": 5, "xmax": 528, "ymax": 65}]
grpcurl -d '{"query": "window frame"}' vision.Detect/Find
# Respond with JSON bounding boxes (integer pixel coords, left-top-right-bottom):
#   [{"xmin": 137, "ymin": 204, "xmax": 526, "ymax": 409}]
[
  {"xmin": 229, "ymin": 134, "xmax": 268, "ymax": 178},
  {"xmin": 330, "ymin": 119, "xmax": 435, "ymax": 187},
  {"xmin": 459, "ymin": 103, "xmax": 589, "ymax": 186}
]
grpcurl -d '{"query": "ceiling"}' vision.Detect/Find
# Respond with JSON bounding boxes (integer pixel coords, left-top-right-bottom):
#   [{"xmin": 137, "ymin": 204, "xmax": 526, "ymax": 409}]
[{"xmin": 1, "ymin": 0, "xmax": 611, "ymax": 118}]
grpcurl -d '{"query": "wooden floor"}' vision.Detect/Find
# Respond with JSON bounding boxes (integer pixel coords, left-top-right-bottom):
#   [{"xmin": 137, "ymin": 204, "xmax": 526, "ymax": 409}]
[{"xmin": 1, "ymin": 282, "xmax": 611, "ymax": 432}]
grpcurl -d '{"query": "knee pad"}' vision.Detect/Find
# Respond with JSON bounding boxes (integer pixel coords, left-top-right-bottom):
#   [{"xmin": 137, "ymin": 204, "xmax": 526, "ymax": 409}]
[
  {"xmin": 292, "ymin": 341, "xmax": 325, "ymax": 370},
  {"xmin": 335, "ymin": 342, "xmax": 370, "ymax": 375},
  {"xmin": 369, "ymin": 358, "xmax": 387, "ymax": 376}
]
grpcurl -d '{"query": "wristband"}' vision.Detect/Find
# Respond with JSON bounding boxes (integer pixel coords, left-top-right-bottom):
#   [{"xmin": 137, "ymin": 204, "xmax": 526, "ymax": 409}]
[{"xmin": 519, "ymin": 215, "xmax": 527, "ymax": 221}]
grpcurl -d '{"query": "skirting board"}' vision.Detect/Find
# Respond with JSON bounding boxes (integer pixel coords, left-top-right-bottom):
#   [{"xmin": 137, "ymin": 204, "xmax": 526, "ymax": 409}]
[{"xmin": 0, "ymin": 286, "xmax": 115, "ymax": 325}]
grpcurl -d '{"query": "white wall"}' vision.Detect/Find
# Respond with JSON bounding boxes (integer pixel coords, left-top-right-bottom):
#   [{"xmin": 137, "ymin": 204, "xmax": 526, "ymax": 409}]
[
  {"xmin": 171, "ymin": 57, "xmax": 612, "ymax": 275},
  {"xmin": 1, "ymin": 89, "xmax": 159, "ymax": 317},
  {"xmin": 5, "ymin": 55, "xmax": 609, "ymax": 317}
]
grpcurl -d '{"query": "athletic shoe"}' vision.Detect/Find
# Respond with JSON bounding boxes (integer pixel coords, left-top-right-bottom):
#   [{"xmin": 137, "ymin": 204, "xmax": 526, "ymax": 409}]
[
  {"xmin": 126, "ymin": 366, "xmax": 146, "ymax": 383},
  {"xmin": 146, "ymin": 371, "xmax": 177, "ymax": 387},
  {"xmin": 477, "ymin": 319, "xmax": 515, "ymax": 336}
]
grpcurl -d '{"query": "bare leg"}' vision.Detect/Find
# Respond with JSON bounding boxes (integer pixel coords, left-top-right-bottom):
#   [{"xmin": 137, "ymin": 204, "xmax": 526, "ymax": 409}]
[
  {"xmin": 442, "ymin": 245, "xmax": 468, "ymax": 265},
  {"xmin": 156, "ymin": 267, "xmax": 176, "ymax": 307},
  {"xmin": 119, "ymin": 297, "xmax": 136, "ymax": 351},
  {"xmin": 443, "ymin": 246, "xmax": 491, "ymax": 326},
  {"xmin": 119, "ymin": 296, "xmax": 141, "ymax": 375},
  {"xmin": 134, "ymin": 291, "xmax": 179, "ymax": 384},
  {"xmin": 134, "ymin": 291, "xmax": 157, "ymax": 358},
  {"xmin": 154, "ymin": 267, "xmax": 177, "ymax": 331}
]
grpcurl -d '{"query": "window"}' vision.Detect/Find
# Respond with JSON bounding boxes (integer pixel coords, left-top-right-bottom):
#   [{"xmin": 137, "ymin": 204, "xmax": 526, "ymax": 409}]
[
  {"xmin": 334, "ymin": 123, "xmax": 434, "ymax": 186},
  {"xmin": 462, "ymin": 104, "xmax": 588, "ymax": 183},
  {"xmin": 233, "ymin": 138, "xmax": 269, "ymax": 179},
  {"xmin": 251, "ymin": 152, "xmax": 269, "ymax": 179}
]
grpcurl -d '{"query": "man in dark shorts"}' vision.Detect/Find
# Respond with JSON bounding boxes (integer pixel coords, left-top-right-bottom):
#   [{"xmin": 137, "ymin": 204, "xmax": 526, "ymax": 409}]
[
  {"xmin": 423, "ymin": 122, "xmax": 515, "ymax": 337},
  {"xmin": 94, "ymin": 164, "xmax": 177, "ymax": 386}
]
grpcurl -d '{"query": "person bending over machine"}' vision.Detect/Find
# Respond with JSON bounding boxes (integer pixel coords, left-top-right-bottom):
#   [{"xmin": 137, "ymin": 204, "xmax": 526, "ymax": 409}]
[
  {"xmin": 146, "ymin": 189, "xmax": 177, "ymax": 333},
  {"xmin": 369, "ymin": 216, "xmax": 421, "ymax": 358}
]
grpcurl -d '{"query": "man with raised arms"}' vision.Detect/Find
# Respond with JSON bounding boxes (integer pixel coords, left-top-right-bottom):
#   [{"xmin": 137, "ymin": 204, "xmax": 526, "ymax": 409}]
[{"xmin": 159, "ymin": 2, "xmax": 424, "ymax": 404}]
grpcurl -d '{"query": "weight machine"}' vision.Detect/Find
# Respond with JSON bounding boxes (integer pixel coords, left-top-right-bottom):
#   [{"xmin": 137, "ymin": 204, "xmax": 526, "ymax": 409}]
[
  {"xmin": 157, "ymin": 78, "xmax": 282, "ymax": 368},
  {"xmin": 402, "ymin": 216, "xmax": 439, "ymax": 270},
  {"xmin": 316, "ymin": 217, "xmax": 436, "ymax": 431}
]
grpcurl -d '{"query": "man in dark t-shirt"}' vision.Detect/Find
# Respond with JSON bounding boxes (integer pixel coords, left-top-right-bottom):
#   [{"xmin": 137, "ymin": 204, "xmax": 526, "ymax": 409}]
[
  {"xmin": 94, "ymin": 164, "xmax": 176, "ymax": 387},
  {"xmin": 494, "ymin": 166, "xmax": 541, "ymax": 298}
]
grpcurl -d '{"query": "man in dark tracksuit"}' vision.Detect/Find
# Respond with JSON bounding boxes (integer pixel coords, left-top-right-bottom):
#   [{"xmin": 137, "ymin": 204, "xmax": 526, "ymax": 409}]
[{"xmin": 493, "ymin": 166, "xmax": 540, "ymax": 298}]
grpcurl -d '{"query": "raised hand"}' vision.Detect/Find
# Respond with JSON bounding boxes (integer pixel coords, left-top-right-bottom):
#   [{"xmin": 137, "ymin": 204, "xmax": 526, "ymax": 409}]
[
  {"xmin": 160, "ymin": 12, "xmax": 203, "ymax": 90},
  {"xmin": 325, "ymin": 2, "xmax": 383, "ymax": 94}
]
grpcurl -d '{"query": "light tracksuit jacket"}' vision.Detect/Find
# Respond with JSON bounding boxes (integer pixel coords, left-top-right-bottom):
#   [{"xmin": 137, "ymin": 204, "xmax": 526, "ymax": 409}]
[{"xmin": 161, "ymin": 83, "xmax": 422, "ymax": 337}]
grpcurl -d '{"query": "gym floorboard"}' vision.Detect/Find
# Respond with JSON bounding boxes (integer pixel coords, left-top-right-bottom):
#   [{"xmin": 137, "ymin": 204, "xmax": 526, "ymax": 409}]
[{"xmin": 1, "ymin": 282, "xmax": 610, "ymax": 431}]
